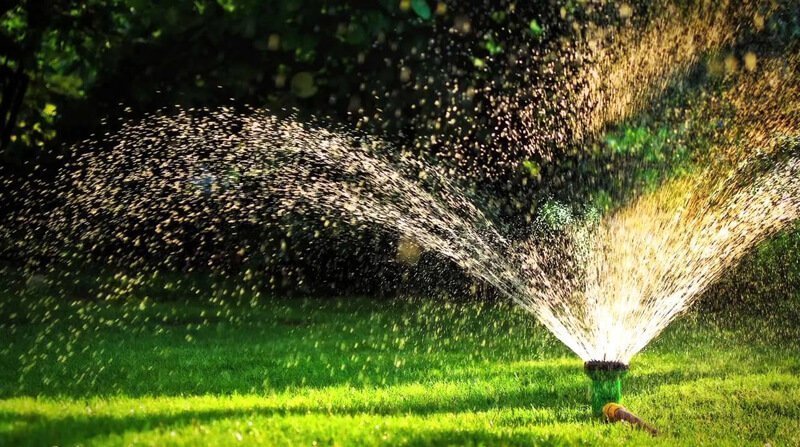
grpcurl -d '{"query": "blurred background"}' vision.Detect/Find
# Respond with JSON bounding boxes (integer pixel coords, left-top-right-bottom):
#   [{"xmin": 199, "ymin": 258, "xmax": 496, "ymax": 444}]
[{"xmin": 1, "ymin": 0, "xmax": 799, "ymax": 318}]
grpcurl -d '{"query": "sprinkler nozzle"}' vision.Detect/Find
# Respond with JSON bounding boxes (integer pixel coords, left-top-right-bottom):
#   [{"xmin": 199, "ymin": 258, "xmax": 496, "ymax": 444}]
[
  {"xmin": 584, "ymin": 361, "xmax": 628, "ymax": 416},
  {"xmin": 603, "ymin": 403, "xmax": 659, "ymax": 436}
]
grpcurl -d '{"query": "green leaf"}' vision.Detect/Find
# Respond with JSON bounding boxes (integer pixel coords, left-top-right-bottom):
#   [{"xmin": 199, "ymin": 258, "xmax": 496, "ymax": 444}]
[
  {"xmin": 490, "ymin": 11, "xmax": 506, "ymax": 23},
  {"xmin": 343, "ymin": 22, "xmax": 368, "ymax": 46},
  {"xmin": 411, "ymin": 0, "xmax": 432, "ymax": 20},
  {"xmin": 522, "ymin": 160, "xmax": 540, "ymax": 177},
  {"xmin": 290, "ymin": 72, "xmax": 318, "ymax": 98},
  {"xmin": 216, "ymin": 0, "xmax": 236, "ymax": 13},
  {"xmin": 45, "ymin": 74, "xmax": 84, "ymax": 98},
  {"xmin": 484, "ymin": 35, "xmax": 503, "ymax": 55},
  {"xmin": 592, "ymin": 189, "xmax": 613, "ymax": 212},
  {"xmin": 529, "ymin": 19, "xmax": 544, "ymax": 37},
  {"xmin": 43, "ymin": 103, "xmax": 58, "ymax": 118}
]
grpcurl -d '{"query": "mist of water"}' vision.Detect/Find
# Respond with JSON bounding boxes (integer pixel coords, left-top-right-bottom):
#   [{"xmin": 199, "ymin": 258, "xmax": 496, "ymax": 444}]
[
  {"xmin": 31, "ymin": 95, "xmax": 799, "ymax": 365},
  {"xmin": 4, "ymin": 3, "xmax": 799, "ymax": 364}
]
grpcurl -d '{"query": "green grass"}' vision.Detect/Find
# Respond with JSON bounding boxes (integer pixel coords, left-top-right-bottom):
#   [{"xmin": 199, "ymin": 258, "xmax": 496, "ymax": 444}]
[{"xmin": 1, "ymin": 282, "xmax": 799, "ymax": 446}]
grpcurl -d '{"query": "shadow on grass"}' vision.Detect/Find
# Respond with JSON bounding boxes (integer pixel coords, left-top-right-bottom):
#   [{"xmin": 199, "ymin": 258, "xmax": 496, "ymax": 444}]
[
  {"xmin": 625, "ymin": 368, "xmax": 720, "ymax": 394},
  {"xmin": 397, "ymin": 427, "xmax": 576, "ymax": 447},
  {"xmin": 0, "ymin": 318, "xmax": 569, "ymax": 399},
  {"xmin": 0, "ymin": 409, "xmax": 577, "ymax": 447},
  {"xmin": 0, "ymin": 363, "xmax": 589, "ymax": 446}
]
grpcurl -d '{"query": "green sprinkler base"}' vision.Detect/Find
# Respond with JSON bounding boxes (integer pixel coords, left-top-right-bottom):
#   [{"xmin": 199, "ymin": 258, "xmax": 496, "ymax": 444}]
[{"xmin": 584, "ymin": 361, "xmax": 628, "ymax": 416}]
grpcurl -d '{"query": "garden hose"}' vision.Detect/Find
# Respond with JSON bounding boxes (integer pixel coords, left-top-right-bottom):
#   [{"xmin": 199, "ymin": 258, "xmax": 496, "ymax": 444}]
[{"xmin": 603, "ymin": 403, "xmax": 659, "ymax": 436}]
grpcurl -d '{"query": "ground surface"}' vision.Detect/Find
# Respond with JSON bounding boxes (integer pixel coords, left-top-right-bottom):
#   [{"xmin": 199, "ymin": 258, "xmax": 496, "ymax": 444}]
[{"xmin": 1, "ymin": 280, "xmax": 799, "ymax": 446}]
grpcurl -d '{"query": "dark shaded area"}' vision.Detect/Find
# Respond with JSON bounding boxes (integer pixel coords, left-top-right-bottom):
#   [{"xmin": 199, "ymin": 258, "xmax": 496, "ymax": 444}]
[{"xmin": 0, "ymin": 0, "xmax": 799, "ymax": 306}]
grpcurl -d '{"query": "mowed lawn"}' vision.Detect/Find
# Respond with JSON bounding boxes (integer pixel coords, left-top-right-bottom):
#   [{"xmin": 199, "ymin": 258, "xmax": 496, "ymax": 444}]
[{"xmin": 1, "ymin": 280, "xmax": 799, "ymax": 446}]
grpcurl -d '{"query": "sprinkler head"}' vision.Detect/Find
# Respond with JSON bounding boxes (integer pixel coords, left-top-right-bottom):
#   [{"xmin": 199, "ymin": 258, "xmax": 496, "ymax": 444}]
[{"xmin": 584, "ymin": 361, "xmax": 628, "ymax": 416}]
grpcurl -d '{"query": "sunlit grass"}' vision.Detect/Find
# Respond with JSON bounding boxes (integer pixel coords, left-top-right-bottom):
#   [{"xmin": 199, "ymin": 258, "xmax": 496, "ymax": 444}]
[{"xmin": 1, "ymin": 282, "xmax": 798, "ymax": 446}]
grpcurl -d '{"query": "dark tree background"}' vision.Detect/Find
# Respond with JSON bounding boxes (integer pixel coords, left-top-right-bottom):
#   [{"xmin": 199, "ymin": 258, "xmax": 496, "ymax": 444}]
[
  {"xmin": 0, "ymin": 0, "xmax": 572, "ymax": 297},
  {"xmin": 1, "ymin": 0, "xmax": 799, "ymax": 307}
]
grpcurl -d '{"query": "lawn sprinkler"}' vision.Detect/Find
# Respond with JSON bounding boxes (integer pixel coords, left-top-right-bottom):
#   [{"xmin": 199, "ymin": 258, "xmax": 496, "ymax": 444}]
[
  {"xmin": 584, "ymin": 361, "xmax": 658, "ymax": 435},
  {"xmin": 584, "ymin": 360, "xmax": 627, "ymax": 416}
]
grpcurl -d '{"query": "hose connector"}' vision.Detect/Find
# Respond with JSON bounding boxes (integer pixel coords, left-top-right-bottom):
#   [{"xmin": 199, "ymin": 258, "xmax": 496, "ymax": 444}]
[{"xmin": 603, "ymin": 403, "xmax": 659, "ymax": 436}]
